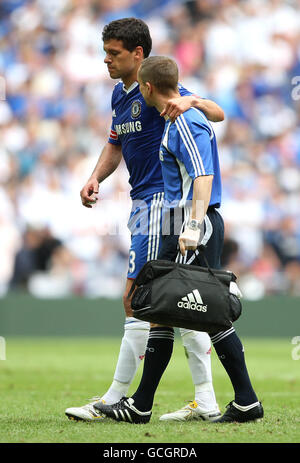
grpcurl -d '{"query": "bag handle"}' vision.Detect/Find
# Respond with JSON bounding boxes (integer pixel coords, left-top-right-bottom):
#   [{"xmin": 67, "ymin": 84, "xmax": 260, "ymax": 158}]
[
  {"xmin": 193, "ymin": 245, "xmax": 229, "ymax": 294},
  {"xmin": 193, "ymin": 244, "xmax": 215, "ymax": 277},
  {"xmin": 177, "ymin": 243, "xmax": 215, "ymax": 276}
]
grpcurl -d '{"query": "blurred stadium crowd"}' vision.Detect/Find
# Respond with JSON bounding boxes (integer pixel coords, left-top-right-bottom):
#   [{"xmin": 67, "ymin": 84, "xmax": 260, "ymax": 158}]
[{"xmin": 0, "ymin": 0, "xmax": 300, "ymax": 300}]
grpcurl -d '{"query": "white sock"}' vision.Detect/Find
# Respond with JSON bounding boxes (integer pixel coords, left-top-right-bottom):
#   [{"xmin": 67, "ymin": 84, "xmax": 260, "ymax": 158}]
[
  {"xmin": 101, "ymin": 317, "xmax": 150, "ymax": 405},
  {"xmin": 180, "ymin": 328, "xmax": 218, "ymax": 410},
  {"xmin": 194, "ymin": 382, "xmax": 218, "ymax": 411}
]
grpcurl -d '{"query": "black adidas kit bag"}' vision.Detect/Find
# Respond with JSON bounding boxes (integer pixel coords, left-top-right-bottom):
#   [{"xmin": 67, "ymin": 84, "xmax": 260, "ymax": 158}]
[{"xmin": 129, "ymin": 248, "xmax": 242, "ymax": 334}]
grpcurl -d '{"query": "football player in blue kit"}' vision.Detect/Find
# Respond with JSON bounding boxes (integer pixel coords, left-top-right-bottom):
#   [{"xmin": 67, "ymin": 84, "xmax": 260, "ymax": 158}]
[
  {"xmin": 96, "ymin": 56, "xmax": 263, "ymax": 424},
  {"xmin": 65, "ymin": 18, "xmax": 225, "ymax": 422}
]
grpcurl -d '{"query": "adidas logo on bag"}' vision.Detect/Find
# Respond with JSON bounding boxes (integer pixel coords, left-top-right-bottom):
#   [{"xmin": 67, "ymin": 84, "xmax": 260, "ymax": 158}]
[{"xmin": 177, "ymin": 289, "xmax": 207, "ymax": 312}]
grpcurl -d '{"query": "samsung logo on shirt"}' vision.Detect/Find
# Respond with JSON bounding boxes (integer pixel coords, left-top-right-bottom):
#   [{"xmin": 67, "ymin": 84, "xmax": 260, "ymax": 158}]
[{"xmin": 115, "ymin": 121, "xmax": 142, "ymax": 135}]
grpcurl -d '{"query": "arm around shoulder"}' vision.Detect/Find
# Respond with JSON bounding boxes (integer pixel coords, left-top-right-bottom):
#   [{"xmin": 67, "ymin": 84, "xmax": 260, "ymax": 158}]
[
  {"xmin": 161, "ymin": 95, "xmax": 224, "ymax": 123},
  {"xmin": 192, "ymin": 96, "xmax": 225, "ymax": 123}
]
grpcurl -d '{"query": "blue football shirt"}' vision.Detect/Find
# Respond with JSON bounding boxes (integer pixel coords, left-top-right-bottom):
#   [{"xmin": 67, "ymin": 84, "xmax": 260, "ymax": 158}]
[
  {"xmin": 108, "ymin": 81, "xmax": 191, "ymax": 199},
  {"xmin": 160, "ymin": 107, "xmax": 222, "ymax": 208}
]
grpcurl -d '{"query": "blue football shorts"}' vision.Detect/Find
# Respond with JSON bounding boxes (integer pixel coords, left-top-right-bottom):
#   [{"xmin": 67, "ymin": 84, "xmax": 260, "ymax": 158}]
[{"xmin": 127, "ymin": 192, "xmax": 164, "ymax": 279}]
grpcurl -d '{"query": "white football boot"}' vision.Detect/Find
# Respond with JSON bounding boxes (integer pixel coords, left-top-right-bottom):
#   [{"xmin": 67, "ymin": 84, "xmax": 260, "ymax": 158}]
[
  {"xmin": 65, "ymin": 397, "xmax": 105, "ymax": 421},
  {"xmin": 159, "ymin": 400, "xmax": 221, "ymax": 422}
]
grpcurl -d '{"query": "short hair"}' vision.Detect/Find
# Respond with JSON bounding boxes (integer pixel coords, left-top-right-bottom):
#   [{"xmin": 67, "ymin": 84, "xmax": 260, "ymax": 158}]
[
  {"xmin": 139, "ymin": 56, "xmax": 179, "ymax": 95},
  {"xmin": 102, "ymin": 18, "xmax": 152, "ymax": 58}
]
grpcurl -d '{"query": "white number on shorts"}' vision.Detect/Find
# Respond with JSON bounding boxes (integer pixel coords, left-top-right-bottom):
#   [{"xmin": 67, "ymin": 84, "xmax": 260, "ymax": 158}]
[{"xmin": 129, "ymin": 250, "xmax": 136, "ymax": 274}]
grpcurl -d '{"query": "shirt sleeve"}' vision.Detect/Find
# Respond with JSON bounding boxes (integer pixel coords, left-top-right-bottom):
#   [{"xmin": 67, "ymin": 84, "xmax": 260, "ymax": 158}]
[
  {"xmin": 108, "ymin": 88, "xmax": 121, "ymax": 145},
  {"xmin": 178, "ymin": 83, "xmax": 192, "ymax": 97},
  {"xmin": 108, "ymin": 120, "xmax": 121, "ymax": 145},
  {"xmin": 172, "ymin": 114, "xmax": 214, "ymax": 179},
  {"xmin": 178, "ymin": 83, "xmax": 206, "ymax": 100}
]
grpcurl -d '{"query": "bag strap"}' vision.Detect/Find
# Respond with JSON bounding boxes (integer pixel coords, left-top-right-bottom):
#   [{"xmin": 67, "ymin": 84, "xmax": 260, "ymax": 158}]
[
  {"xmin": 193, "ymin": 244, "xmax": 215, "ymax": 277},
  {"xmin": 193, "ymin": 245, "xmax": 228, "ymax": 293},
  {"xmin": 176, "ymin": 244, "xmax": 214, "ymax": 274}
]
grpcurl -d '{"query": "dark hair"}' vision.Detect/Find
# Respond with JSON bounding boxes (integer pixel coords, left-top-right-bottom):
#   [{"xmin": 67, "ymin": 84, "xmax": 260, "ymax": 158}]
[
  {"xmin": 139, "ymin": 56, "xmax": 178, "ymax": 95},
  {"xmin": 102, "ymin": 18, "xmax": 152, "ymax": 58}
]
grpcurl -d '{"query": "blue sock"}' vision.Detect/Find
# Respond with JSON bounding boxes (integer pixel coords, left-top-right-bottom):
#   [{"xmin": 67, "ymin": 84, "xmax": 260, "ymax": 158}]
[
  {"xmin": 132, "ymin": 327, "xmax": 174, "ymax": 411},
  {"xmin": 210, "ymin": 328, "xmax": 258, "ymax": 406}
]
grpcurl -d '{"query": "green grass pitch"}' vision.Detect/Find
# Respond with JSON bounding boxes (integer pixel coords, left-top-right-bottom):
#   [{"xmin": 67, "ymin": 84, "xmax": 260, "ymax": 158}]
[{"xmin": 0, "ymin": 337, "xmax": 299, "ymax": 443}]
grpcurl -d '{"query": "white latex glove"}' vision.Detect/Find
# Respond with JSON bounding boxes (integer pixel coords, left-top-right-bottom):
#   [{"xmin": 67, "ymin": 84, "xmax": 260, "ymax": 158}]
[{"xmin": 179, "ymin": 227, "xmax": 201, "ymax": 256}]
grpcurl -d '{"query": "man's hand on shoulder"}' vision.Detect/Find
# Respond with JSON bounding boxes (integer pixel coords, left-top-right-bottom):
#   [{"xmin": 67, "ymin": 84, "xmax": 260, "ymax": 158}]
[
  {"xmin": 160, "ymin": 95, "xmax": 224, "ymax": 123},
  {"xmin": 160, "ymin": 95, "xmax": 195, "ymax": 122}
]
